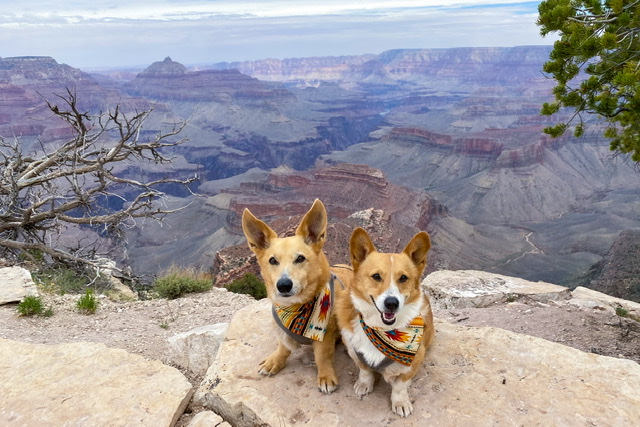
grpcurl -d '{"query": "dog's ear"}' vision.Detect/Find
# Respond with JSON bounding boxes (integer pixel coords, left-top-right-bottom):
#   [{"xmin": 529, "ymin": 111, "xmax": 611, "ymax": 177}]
[
  {"xmin": 242, "ymin": 208, "xmax": 277, "ymax": 252},
  {"xmin": 350, "ymin": 227, "xmax": 376, "ymax": 270},
  {"xmin": 402, "ymin": 231, "xmax": 431, "ymax": 273},
  {"xmin": 296, "ymin": 199, "xmax": 327, "ymax": 249}
]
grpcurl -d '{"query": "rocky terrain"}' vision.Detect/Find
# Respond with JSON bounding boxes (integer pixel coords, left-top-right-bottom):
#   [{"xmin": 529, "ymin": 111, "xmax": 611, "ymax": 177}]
[{"xmin": 1, "ymin": 266, "xmax": 639, "ymax": 425}]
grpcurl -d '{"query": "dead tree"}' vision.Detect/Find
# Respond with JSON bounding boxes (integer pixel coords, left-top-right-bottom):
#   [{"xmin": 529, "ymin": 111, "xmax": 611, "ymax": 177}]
[{"xmin": 0, "ymin": 89, "xmax": 197, "ymax": 273}]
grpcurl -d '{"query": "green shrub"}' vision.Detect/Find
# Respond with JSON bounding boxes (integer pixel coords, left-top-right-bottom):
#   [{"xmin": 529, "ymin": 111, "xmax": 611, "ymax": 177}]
[
  {"xmin": 616, "ymin": 306, "xmax": 629, "ymax": 318},
  {"xmin": 154, "ymin": 271, "xmax": 213, "ymax": 299},
  {"xmin": 17, "ymin": 295, "xmax": 45, "ymax": 316},
  {"xmin": 33, "ymin": 265, "xmax": 111, "ymax": 295},
  {"xmin": 225, "ymin": 273, "xmax": 267, "ymax": 300},
  {"xmin": 77, "ymin": 289, "xmax": 99, "ymax": 314}
]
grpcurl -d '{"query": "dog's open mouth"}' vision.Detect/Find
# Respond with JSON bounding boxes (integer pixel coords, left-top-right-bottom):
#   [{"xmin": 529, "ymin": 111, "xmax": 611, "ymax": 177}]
[
  {"xmin": 382, "ymin": 311, "xmax": 397, "ymax": 325},
  {"xmin": 370, "ymin": 296, "xmax": 397, "ymax": 326}
]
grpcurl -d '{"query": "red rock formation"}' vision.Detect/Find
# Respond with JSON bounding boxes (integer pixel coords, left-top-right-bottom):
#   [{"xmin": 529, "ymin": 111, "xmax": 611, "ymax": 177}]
[
  {"xmin": 0, "ymin": 56, "xmax": 150, "ymax": 149},
  {"xmin": 386, "ymin": 128, "xmax": 453, "ymax": 148},
  {"xmin": 454, "ymin": 138, "xmax": 503, "ymax": 158},
  {"xmin": 213, "ymin": 163, "xmax": 446, "ymax": 284},
  {"xmin": 127, "ymin": 57, "xmax": 294, "ymax": 103},
  {"xmin": 496, "ymin": 142, "xmax": 546, "ymax": 168}
]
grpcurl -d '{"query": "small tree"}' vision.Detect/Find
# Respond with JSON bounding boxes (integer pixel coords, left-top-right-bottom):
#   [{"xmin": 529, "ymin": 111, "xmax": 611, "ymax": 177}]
[
  {"xmin": 538, "ymin": 0, "xmax": 640, "ymax": 161},
  {"xmin": 0, "ymin": 89, "xmax": 196, "ymax": 274}
]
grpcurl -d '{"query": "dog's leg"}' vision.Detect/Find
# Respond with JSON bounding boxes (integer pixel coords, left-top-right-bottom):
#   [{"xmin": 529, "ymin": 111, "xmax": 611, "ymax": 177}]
[
  {"xmin": 259, "ymin": 335, "xmax": 294, "ymax": 376},
  {"xmin": 354, "ymin": 367, "xmax": 375, "ymax": 398},
  {"xmin": 389, "ymin": 377, "xmax": 413, "ymax": 417},
  {"xmin": 312, "ymin": 331, "xmax": 339, "ymax": 394}
]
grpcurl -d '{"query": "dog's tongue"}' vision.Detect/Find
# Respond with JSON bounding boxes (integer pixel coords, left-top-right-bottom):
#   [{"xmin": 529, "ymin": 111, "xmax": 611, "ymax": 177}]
[{"xmin": 383, "ymin": 312, "xmax": 396, "ymax": 321}]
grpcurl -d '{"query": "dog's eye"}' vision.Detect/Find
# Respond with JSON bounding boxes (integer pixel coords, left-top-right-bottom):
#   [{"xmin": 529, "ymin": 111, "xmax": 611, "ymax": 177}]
[
  {"xmin": 269, "ymin": 256, "xmax": 279, "ymax": 266},
  {"xmin": 399, "ymin": 274, "xmax": 409, "ymax": 283},
  {"xmin": 294, "ymin": 255, "xmax": 306, "ymax": 264},
  {"xmin": 371, "ymin": 273, "xmax": 382, "ymax": 282}
]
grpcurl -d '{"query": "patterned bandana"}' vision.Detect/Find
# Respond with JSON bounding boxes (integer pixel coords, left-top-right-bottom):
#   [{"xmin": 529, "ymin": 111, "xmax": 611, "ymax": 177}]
[
  {"xmin": 272, "ymin": 277, "xmax": 333, "ymax": 344},
  {"xmin": 359, "ymin": 315, "xmax": 425, "ymax": 366}
]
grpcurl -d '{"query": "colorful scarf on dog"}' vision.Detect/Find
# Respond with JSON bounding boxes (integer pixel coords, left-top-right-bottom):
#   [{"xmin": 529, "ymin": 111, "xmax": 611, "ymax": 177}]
[
  {"xmin": 272, "ymin": 276, "xmax": 333, "ymax": 344},
  {"xmin": 359, "ymin": 315, "xmax": 424, "ymax": 366}
]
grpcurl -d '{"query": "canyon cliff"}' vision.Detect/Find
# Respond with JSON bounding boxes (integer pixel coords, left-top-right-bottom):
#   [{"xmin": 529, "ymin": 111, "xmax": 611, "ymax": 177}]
[{"xmin": 1, "ymin": 47, "xmax": 639, "ymax": 298}]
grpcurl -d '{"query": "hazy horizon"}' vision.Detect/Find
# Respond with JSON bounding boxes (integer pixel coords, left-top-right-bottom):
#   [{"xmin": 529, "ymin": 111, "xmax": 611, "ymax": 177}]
[{"xmin": 1, "ymin": 1, "xmax": 554, "ymax": 70}]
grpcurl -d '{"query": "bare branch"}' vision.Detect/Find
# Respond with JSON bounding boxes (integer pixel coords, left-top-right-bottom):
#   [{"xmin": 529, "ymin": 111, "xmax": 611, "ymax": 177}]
[{"xmin": 0, "ymin": 89, "xmax": 196, "ymax": 274}]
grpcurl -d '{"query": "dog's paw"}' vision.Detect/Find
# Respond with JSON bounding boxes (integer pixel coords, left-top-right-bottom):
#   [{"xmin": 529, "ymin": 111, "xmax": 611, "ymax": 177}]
[
  {"xmin": 258, "ymin": 357, "xmax": 286, "ymax": 376},
  {"xmin": 354, "ymin": 369, "xmax": 374, "ymax": 398},
  {"xmin": 353, "ymin": 380, "xmax": 373, "ymax": 398},
  {"xmin": 392, "ymin": 399, "xmax": 413, "ymax": 417},
  {"xmin": 318, "ymin": 374, "xmax": 339, "ymax": 394}
]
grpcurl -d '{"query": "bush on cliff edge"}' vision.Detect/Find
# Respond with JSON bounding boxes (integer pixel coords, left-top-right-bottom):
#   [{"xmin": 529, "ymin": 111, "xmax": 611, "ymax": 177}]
[{"xmin": 225, "ymin": 273, "xmax": 267, "ymax": 300}]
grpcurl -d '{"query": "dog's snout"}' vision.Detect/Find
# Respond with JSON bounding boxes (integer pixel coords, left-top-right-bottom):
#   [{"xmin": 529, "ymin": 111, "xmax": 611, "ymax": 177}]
[
  {"xmin": 384, "ymin": 296, "xmax": 399, "ymax": 311},
  {"xmin": 276, "ymin": 277, "xmax": 294, "ymax": 294}
]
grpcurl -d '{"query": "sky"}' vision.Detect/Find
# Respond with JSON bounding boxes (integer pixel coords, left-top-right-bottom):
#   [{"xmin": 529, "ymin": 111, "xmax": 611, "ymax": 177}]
[{"xmin": 0, "ymin": 1, "xmax": 554, "ymax": 70}]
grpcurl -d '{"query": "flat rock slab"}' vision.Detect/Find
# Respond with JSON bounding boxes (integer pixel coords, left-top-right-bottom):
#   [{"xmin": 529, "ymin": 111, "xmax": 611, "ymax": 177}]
[
  {"xmin": 197, "ymin": 299, "xmax": 640, "ymax": 426},
  {"xmin": 571, "ymin": 286, "xmax": 640, "ymax": 316},
  {"xmin": 423, "ymin": 269, "xmax": 571, "ymax": 308},
  {"xmin": 0, "ymin": 266, "xmax": 38, "ymax": 305},
  {"xmin": 0, "ymin": 339, "xmax": 193, "ymax": 426}
]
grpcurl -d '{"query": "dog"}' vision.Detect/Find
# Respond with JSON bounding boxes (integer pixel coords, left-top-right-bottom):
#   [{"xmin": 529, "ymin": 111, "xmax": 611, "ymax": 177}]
[
  {"xmin": 241, "ymin": 199, "xmax": 339, "ymax": 393},
  {"xmin": 334, "ymin": 227, "xmax": 435, "ymax": 416}
]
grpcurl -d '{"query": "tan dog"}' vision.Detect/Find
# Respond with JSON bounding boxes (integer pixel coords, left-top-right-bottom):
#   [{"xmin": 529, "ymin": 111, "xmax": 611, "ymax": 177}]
[
  {"xmin": 334, "ymin": 227, "xmax": 435, "ymax": 416},
  {"xmin": 241, "ymin": 199, "xmax": 339, "ymax": 393}
]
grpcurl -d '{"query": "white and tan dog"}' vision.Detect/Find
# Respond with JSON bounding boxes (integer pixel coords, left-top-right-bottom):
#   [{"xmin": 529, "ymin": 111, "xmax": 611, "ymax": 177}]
[
  {"xmin": 242, "ymin": 199, "xmax": 339, "ymax": 393},
  {"xmin": 335, "ymin": 227, "xmax": 435, "ymax": 416}
]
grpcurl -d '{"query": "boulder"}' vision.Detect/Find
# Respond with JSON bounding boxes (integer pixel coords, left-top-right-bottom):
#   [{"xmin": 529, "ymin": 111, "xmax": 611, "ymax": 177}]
[
  {"xmin": 0, "ymin": 266, "xmax": 38, "ymax": 305},
  {"xmin": 195, "ymin": 299, "xmax": 640, "ymax": 426},
  {"xmin": 422, "ymin": 269, "xmax": 571, "ymax": 308},
  {"xmin": 0, "ymin": 339, "xmax": 193, "ymax": 426},
  {"xmin": 106, "ymin": 276, "xmax": 138, "ymax": 301},
  {"xmin": 570, "ymin": 286, "xmax": 640, "ymax": 317},
  {"xmin": 167, "ymin": 323, "xmax": 229, "ymax": 377}
]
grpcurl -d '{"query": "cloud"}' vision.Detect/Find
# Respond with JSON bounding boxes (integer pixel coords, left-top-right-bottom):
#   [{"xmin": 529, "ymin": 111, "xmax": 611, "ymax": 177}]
[{"xmin": 0, "ymin": 1, "xmax": 550, "ymax": 69}]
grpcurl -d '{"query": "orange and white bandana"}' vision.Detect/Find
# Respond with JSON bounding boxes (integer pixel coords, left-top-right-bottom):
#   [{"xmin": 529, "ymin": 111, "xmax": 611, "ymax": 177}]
[
  {"xmin": 272, "ymin": 276, "xmax": 333, "ymax": 344},
  {"xmin": 359, "ymin": 315, "xmax": 424, "ymax": 366}
]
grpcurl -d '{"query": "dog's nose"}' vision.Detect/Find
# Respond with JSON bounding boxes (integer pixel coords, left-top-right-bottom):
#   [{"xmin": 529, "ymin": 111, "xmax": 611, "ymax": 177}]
[
  {"xmin": 276, "ymin": 277, "xmax": 293, "ymax": 294},
  {"xmin": 384, "ymin": 296, "xmax": 399, "ymax": 311}
]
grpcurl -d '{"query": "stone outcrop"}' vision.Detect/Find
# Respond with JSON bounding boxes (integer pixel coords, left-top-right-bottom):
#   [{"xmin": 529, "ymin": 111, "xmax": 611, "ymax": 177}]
[
  {"xmin": 0, "ymin": 266, "xmax": 38, "ymax": 305},
  {"xmin": 571, "ymin": 286, "xmax": 640, "ymax": 318},
  {"xmin": 167, "ymin": 323, "xmax": 229, "ymax": 377},
  {"xmin": 422, "ymin": 269, "xmax": 572, "ymax": 308},
  {"xmin": 0, "ymin": 339, "xmax": 193, "ymax": 426},
  {"xmin": 194, "ymin": 297, "xmax": 640, "ymax": 426}
]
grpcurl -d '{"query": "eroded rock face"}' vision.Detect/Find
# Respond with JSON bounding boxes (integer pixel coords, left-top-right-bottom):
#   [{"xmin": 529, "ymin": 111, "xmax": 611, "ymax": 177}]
[
  {"xmin": 0, "ymin": 266, "xmax": 38, "ymax": 305},
  {"xmin": 586, "ymin": 229, "xmax": 640, "ymax": 303},
  {"xmin": 195, "ymin": 299, "xmax": 640, "ymax": 426},
  {"xmin": 0, "ymin": 339, "xmax": 193, "ymax": 426},
  {"xmin": 127, "ymin": 57, "xmax": 293, "ymax": 103},
  {"xmin": 422, "ymin": 269, "xmax": 571, "ymax": 308}
]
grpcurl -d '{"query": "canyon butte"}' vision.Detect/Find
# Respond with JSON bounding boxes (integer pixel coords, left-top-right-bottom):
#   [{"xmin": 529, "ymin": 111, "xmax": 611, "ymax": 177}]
[{"xmin": 1, "ymin": 46, "xmax": 639, "ymax": 301}]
